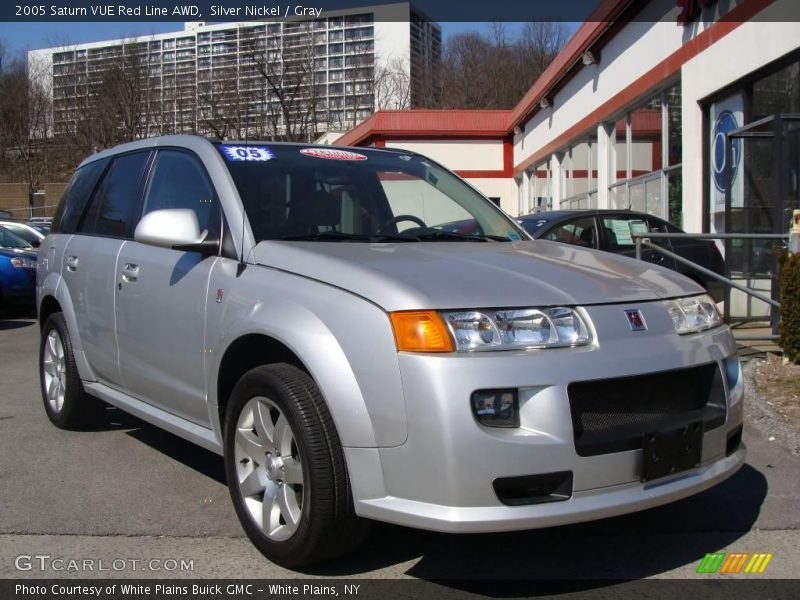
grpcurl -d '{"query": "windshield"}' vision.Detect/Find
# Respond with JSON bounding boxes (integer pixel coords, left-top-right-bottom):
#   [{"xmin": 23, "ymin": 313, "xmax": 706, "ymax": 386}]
[
  {"xmin": 218, "ymin": 144, "xmax": 525, "ymax": 242},
  {"xmin": 0, "ymin": 226, "xmax": 34, "ymax": 249},
  {"xmin": 518, "ymin": 217, "xmax": 551, "ymax": 235},
  {"xmin": 1, "ymin": 223, "xmax": 39, "ymax": 244}
]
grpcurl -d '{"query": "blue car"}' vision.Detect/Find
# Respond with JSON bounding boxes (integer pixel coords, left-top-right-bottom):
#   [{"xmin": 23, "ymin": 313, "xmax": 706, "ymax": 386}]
[{"xmin": 0, "ymin": 225, "xmax": 38, "ymax": 311}]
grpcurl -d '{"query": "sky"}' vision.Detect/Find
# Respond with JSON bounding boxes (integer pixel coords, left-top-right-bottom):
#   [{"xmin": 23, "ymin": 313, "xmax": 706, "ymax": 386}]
[{"xmin": 0, "ymin": 21, "xmax": 539, "ymax": 59}]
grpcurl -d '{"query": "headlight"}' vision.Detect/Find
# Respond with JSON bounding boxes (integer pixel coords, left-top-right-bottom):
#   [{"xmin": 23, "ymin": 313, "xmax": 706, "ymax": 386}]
[
  {"xmin": 663, "ymin": 294, "xmax": 721, "ymax": 334},
  {"xmin": 442, "ymin": 307, "xmax": 592, "ymax": 352},
  {"xmin": 10, "ymin": 256, "xmax": 36, "ymax": 269}
]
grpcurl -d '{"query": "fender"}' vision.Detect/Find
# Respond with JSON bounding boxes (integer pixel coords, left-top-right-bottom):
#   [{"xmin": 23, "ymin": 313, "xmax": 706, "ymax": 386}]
[
  {"xmin": 39, "ymin": 271, "xmax": 96, "ymax": 382},
  {"xmin": 205, "ymin": 261, "xmax": 407, "ymax": 449}
]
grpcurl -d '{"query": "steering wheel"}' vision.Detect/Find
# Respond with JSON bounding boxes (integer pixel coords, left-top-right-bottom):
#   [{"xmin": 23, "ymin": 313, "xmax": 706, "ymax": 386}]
[{"xmin": 376, "ymin": 214, "xmax": 426, "ymax": 234}]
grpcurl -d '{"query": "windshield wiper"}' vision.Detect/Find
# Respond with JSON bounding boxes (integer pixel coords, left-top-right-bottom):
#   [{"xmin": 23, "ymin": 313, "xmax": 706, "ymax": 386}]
[
  {"xmin": 411, "ymin": 231, "xmax": 511, "ymax": 242},
  {"xmin": 278, "ymin": 231, "xmax": 417, "ymax": 242}
]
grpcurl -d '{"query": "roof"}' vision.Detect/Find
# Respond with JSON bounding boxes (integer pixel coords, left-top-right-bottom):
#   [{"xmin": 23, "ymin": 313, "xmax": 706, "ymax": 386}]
[{"xmin": 335, "ymin": 110, "xmax": 513, "ymax": 146}]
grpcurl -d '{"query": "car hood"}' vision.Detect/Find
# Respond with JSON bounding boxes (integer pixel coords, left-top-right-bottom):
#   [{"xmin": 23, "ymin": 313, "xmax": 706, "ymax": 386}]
[
  {"xmin": 251, "ymin": 240, "xmax": 703, "ymax": 311},
  {"xmin": 0, "ymin": 247, "xmax": 37, "ymax": 260}
]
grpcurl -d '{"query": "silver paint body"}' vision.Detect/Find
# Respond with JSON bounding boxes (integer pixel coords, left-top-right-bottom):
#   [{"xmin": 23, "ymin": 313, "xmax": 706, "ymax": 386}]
[{"xmin": 37, "ymin": 136, "xmax": 745, "ymax": 533}]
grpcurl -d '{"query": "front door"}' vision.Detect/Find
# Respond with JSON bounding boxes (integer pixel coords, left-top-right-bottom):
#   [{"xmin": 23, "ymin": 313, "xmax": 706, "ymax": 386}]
[{"xmin": 115, "ymin": 149, "xmax": 221, "ymax": 425}]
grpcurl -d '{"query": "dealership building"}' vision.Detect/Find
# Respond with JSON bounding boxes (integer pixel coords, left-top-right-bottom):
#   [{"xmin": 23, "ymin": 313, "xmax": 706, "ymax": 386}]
[{"xmin": 337, "ymin": 0, "xmax": 800, "ymax": 252}]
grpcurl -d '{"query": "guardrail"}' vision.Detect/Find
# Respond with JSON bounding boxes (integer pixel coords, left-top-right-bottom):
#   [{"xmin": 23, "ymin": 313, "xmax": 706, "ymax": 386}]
[{"xmin": 632, "ymin": 232, "xmax": 789, "ymax": 340}]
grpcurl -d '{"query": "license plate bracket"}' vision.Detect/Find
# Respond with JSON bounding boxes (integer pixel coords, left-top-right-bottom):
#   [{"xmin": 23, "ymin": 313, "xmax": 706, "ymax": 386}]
[{"xmin": 641, "ymin": 421, "xmax": 703, "ymax": 482}]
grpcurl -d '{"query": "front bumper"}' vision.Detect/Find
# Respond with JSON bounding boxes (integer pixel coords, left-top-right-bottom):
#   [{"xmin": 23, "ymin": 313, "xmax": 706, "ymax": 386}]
[{"xmin": 347, "ymin": 302, "xmax": 745, "ymax": 532}]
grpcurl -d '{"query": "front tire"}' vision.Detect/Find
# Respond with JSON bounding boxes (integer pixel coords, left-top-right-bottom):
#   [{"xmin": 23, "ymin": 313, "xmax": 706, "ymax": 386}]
[
  {"xmin": 224, "ymin": 363, "xmax": 366, "ymax": 568},
  {"xmin": 39, "ymin": 313, "xmax": 105, "ymax": 429}
]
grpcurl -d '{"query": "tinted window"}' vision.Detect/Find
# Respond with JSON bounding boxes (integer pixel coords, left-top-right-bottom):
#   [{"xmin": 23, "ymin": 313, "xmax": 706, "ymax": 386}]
[
  {"xmin": 80, "ymin": 152, "xmax": 150, "ymax": 237},
  {"xmin": 220, "ymin": 145, "xmax": 524, "ymax": 242},
  {"xmin": 142, "ymin": 150, "xmax": 218, "ymax": 233},
  {"xmin": 0, "ymin": 226, "xmax": 33, "ymax": 249},
  {"xmin": 543, "ymin": 217, "xmax": 598, "ymax": 249},
  {"xmin": 51, "ymin": 158, "xmax": 110, "ymax": 234},
  {"xmin": 1, "ymin": 223, "xmax": 39, "ymax": 244}
]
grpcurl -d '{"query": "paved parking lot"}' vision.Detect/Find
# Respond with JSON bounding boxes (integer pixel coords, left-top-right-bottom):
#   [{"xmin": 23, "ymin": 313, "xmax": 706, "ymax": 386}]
[{"xmin": 1, "ymin": 313, "xmax": 799, "ymax": 583}]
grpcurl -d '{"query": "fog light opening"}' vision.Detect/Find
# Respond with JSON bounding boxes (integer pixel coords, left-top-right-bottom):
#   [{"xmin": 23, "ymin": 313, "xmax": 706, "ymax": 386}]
[
  {"xmin": 471, "ymin": 389, "xmax": 519, "ymax": 428},
  {"xmin": 493, "ymin": 471, "xmax": 573, "ymax": 506}
]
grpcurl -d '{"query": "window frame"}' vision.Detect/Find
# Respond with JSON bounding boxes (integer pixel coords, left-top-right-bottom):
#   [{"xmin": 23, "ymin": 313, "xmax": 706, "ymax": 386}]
[{"xmin": 74, "ymin": 150, "xmax": 154, "ymax": 240}]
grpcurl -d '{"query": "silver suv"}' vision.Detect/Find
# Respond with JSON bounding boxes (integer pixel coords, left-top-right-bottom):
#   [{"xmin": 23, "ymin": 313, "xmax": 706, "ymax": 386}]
[{"xmin": 37, "ymin": 136, "xmax": 745, "ymax": 567}]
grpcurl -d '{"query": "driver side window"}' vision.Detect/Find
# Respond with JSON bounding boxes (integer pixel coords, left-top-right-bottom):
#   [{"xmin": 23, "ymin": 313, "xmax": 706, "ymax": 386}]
[
  {"xmin": 377, "ymin": 171, "xmax": 473, "ymax": 232},
  {"xmin": 141, "ymin": 150, "xmax": 219, "ymax": 235}
]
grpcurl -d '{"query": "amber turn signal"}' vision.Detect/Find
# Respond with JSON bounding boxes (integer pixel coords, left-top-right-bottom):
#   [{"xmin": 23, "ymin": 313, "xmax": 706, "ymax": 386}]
[{"xmin": 389, "ymin": 311, "xmax": 454, "ymax": 353}]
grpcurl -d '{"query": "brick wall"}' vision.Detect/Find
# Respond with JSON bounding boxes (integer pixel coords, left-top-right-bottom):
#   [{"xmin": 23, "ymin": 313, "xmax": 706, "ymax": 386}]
[{"xmin": 0, "ymin": 183, "xmax": 68, "ymax": 218}]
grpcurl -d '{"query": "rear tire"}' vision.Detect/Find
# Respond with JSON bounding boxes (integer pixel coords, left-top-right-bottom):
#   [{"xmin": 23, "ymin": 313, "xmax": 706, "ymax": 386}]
[
  {"xmin": 39, "ymin": 312, "xmax": 105, "ymax": 429},
  {"xmin": 224, "ymin": 363, "xmax": 367, "ymax": 568}
]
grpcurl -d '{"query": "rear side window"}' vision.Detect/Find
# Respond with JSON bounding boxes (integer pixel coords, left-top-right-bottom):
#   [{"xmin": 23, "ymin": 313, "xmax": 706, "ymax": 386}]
[
  {"xmin": 601, "ymin": 216, "xmax": 649, "ymax": 250},
  {"xmin": 142, "ymin": 150, "xmax": 219, "ymax": 234},
  {"xmin": 79, "ymin": 152, "xmax": 150, "ymax": 237},
  {"xmin": 543, "ymin": 217, "xmax": 598, "ymax": 248},
  {"xmin": 51, "ymin": 158, "xmax": 110, "ymax": 234}
]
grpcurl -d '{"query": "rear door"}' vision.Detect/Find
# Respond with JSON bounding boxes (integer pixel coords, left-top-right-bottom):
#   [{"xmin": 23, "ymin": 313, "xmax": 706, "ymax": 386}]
[
  {"xmin": 115, "ymin": 149, "xmax": 221, "ymax": 425},
  {"xmin": 60, "ymin": 151, "xmax": 152, "ymax": 387}
]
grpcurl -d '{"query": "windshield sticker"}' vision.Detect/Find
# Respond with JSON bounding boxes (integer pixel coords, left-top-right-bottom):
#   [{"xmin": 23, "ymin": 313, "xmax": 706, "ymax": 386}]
[
  {"xmin": 221, "ymin": 145, "xmax": 275, "ymax": 162},
  {"xmin": 300, "ymin": 148, "xmax": 367, "ymax": 161},
  {"xmin": 508, "ymin": 232, "xmax": 522, "ymax": 241}
]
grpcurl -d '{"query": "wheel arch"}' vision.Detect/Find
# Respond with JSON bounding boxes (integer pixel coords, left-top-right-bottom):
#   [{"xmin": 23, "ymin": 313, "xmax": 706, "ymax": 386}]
[
  {"xmin": 212, "ymin": 327, "xmax": 380, "ymax": 450},
  {"xmin": 38, "ymin": 275, "xmax": 95, "ymax": 381},
  {"xmin": 216, "ymin": 333, "xmax": 306, "ymax": 435}
]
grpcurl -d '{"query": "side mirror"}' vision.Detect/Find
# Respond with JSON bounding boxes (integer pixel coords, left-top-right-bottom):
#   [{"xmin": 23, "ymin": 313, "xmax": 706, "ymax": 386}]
[
  {"xmin": 134, "ymin": 209, "xmax": 218, "ymax": 254},
  {"xmin": 30, "ymin": 239, "xmax": 41, "ymax": 248}
]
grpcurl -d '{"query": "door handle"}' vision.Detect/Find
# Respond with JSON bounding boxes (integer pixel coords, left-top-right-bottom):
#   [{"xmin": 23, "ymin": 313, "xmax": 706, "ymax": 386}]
[
  {"xmin": 121, "ymin": 263, "xmax": 140, "ymax": 282},
  {"xmin": 66, "ymin": 256, "xmax": 79, "ymax": 271}
]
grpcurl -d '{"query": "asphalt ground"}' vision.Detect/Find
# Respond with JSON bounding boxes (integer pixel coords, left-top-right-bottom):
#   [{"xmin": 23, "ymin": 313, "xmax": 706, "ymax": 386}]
[{"xmin": 0, "ymin": 313, "xmax": 798, "ymax": 585}]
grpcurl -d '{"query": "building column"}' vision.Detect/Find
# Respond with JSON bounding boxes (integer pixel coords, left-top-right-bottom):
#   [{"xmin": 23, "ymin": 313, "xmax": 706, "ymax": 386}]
[
  {"xmin": 551, "ymin": 153, "xmax": 564, "ymax": 209},
  {"xmin": 596, "ymin": 122, "xmax": 613, "ymax": 210}
]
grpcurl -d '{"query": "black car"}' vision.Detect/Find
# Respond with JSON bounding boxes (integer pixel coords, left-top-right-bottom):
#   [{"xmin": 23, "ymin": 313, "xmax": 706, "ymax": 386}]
[{"xmin": 518, "ymin": 210, "xmax": 726, "ymax": 302}]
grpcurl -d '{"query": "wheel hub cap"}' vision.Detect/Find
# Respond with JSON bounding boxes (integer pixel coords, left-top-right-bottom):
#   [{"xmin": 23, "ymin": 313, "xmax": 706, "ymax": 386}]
[{"xmin": 233, "ymin": 396, "xmax": 304, "ymax": 542}]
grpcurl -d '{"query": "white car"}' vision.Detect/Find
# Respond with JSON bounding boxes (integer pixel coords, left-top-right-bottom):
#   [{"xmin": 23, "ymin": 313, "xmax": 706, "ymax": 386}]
[{"xmin": 0, "ymin": 221, "xmax": 45, "ymax": 248}]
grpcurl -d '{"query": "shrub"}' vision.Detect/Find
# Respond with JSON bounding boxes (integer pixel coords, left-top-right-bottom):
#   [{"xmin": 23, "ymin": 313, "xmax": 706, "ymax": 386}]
[{"xmin": 779, "ymin": 251, "xmax": 800, "ymax": 364}]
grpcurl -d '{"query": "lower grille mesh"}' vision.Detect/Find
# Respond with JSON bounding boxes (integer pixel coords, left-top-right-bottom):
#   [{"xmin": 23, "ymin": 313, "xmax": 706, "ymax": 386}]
[{"xmin": 568, "ymin": 363, "xmax": 726, "ymax": 456}]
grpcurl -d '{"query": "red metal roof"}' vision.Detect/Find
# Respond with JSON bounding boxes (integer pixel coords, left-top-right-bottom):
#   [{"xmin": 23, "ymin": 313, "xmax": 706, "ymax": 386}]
[{"xmin": 335, "ymin": 110, "xmax": 513, "ymax": 146}]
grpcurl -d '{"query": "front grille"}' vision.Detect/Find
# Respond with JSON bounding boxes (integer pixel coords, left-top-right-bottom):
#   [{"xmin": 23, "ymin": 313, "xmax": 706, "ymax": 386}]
[{"xmin": 568, "ymin": 363, "xmax": 726, "ymax": 457}]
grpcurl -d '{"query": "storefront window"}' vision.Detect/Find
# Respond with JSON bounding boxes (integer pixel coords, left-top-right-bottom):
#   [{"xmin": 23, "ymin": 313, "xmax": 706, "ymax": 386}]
[
  {"xmin": 630, "ymin": 94, "xmax": 663, "ymax": 178},
  {"xmin": 752, "ymin": 61, "xmax": 800, "ymax": 119},
  {"xmin": 667, "ymin": 85, "xmax": 682, "ymax": 166}
]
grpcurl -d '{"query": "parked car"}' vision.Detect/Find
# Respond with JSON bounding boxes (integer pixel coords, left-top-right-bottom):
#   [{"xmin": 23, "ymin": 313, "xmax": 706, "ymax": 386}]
[
  {"xmin": 28, "ymin": 224, "xmax": 50, "ymax": 236},
  {"xmin": 518, "ymin": 210, "xmax": 726, "ymax": 302},
  {"xmin": 0, "ymin": 225, "xmax": 37, "ymax": 311},
  {"xmin": 38, "ymin": 136, "xmax": 744, "ymax": 568},
  {"xmin": 0, "ymin": 220, "xmax": 46, "ymax": 248}
]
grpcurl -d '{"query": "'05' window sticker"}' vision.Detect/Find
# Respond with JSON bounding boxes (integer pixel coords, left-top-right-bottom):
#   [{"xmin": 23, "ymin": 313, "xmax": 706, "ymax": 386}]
[{"xmin": 221, "ymin": 145, "xmax": 275, "ymax": 162}]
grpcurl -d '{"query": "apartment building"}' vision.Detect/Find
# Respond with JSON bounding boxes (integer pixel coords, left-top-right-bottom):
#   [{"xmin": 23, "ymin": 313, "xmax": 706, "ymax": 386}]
[{"xmin": 28, "ymin": 2, "xmax": 441, "ymax": 141}]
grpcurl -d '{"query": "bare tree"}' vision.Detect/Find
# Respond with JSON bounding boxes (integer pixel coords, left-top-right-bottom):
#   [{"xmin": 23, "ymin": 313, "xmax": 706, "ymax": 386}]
[
  {"xmin": 242, "ymin": 23, "xmax": 321, "ymax": 141},
  {"xmin": 0, "ymin": 54, "xmax": 52, "ymax": 189},
  {"xmin": 373, "ymin": 55, "xmax": 411, "ymax": 111},
  {"xmin": 422, "ymin": 22, "xmax": 569, "ymax": 109}
]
